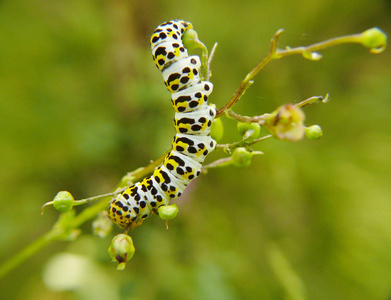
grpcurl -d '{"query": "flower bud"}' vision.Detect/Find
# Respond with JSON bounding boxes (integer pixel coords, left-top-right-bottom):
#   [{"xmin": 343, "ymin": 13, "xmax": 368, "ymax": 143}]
[
  {"xmin": 182, "ymin": 28, "xmax": 205, "ymax": 52},
  {"xmin": 158, "ymin": 204, "xmax": 179, "ymax": 220},
  {"xmin": 265, "ymin": 104, "xmax": 305, "ymax": 142},
  {"xmin": 237, "ymin": 122, "xmax": 261, "ymax": 142},
  {"xmin": 305, "ymin": 125, "xmax": 323, "ymax": 140},
  {"xmin": 360, "ymin": 27, "xmax": 387, "ymax": 54},
  {"xmin": 92, "ymin": 211, "xmax": 113, "ymax": 238},
  {"xmin": 108, "ymin": 234, "xmax": 135, "ymax": 270},
  {"xmin": 53, "ymin": 191, "xmax": 74, "ymax": 213},
  {"xmin": 231, "ymin": 147, "xmax": 262, "ymax": 167},
  {"xmin": 302, "ymin": 51, "xmax": 322, "ymax": 61},
  {"xmin": 211, "ymin": 118, "xmax": 224, "ymax": 141}
]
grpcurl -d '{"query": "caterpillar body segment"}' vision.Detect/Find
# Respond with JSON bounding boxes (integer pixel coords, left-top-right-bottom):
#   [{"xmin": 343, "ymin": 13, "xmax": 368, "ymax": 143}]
[{"xmin": 109, "ymin": 20, "xmax": 216, "ymax": 228}]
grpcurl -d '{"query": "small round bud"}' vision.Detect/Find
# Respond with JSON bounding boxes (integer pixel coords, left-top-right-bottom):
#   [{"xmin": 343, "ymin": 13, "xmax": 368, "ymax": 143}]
[
  {"xmin": 231, "ymin": 147, "xmax": 253, "ymax": 167},
  {"xmin": 360, "ymin": 27, "xmax": 387, "ymax": 54},
  {"xmin": 53, "ymin": 191, "xmax": 74, "ymax": 213},
  {"xmin": 211, "ymin": 118, "xmax": 224, "ymax": 141},
  {"xmin": 158, "ymin": 204, "xmax": 179, "ymax": 220},
  {"xmin": 305, "ymin": 125, "xmax": 323, "ymax": 140},
  {"xmin": 237, "ymin": 122, "xmax": 261, "ymax": 141},
  {"xmin": 265, "ymin": 104, "xmax": 306, "ymax": 142},
  {"xmin": 108, "ymin": 234, "xmax": 135, "ymax": 270}
]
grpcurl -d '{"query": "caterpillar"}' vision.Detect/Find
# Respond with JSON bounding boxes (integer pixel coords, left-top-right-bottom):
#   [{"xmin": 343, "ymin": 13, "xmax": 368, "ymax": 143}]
[{"xmin": 108, "ymin": 20, "xmax": 216, "ymax": 228}]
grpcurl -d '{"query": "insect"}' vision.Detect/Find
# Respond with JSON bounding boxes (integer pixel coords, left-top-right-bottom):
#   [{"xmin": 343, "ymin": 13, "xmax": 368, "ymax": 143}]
[{"xmin": 108, "ymin": 20, "xmax": 216, "ymax": 228}]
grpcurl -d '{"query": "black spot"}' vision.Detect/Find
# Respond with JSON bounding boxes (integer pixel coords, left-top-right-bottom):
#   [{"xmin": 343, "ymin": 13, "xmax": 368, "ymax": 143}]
[
  {"xmin": 167, "ymin": 73, "xmax": 181, "ymax": 84},
  {"xmin": 191, "ymin": 124, "xmax": 202, "ymax": 131},
  {"xmin": 175, "ymin": 146, "xmax": 184, "ymax": 152},
  {"xmin": 170, "ymin": 186, "xmax": 176, "ymax": 192},
  {"xmin": 188, "ymin": 147, "xmax": 197, "ymax": 153},
  {"xmin": 180, "ymin": 47, "xmax": 185, "ymax": 52},
  {"xmin": 178, "ymin": 136, "xmax": 194, "ymax": 145},
  {"xmin": 195, "ymin": 92, "xmax": 202, "ymax": 98},
  {"xmin": 112, "ymin": 207, "xmax": 117, "ymax": 213},
  {"xmin": 158, "ymin": 59, "xmax": 165, "ymax": 66},
  {"xmin": 186, "ymin": 166, "xmax": 193, "ymax": 172},
  {"xmin": 204, "ymin": 84, "xmax": 210, "ymax": 90},
  {"xmin": 159, "ymin": 32, "xmax": 167, "ymax": 39},
  {"xmin": 171, "ymin": 84, "xmax": 179, "ymax": 91},
  {"xmin": 116, "ymin": 201, "xmax": 123, "ymax": 207},
  {"xmin": 170, "ymin": 194, "xmax": 176, "ymax": 198},
  {"xmin": 172, "ymin": 34, "xmax": 178, "ymax": 39},
  {"xmin": 193, "ymin": 69, "xmax": 198, "ymax": 75},
  {"xmin": 151, "ymin": 201, "xmax": 157, "ymax": 207},
  {"xmin": 151, "ymin": 186, "xmax": 158, "ymax": 195},
  {"xmin": 116, "ymin": 210, "xmax": 122, "ymax": 216},
  {"xmin": 175, "ymin": 95, "xmax": 191, "ymax": 104},
  {"xmin": 180, "ymin": 77, "xmax": 189, "ymax": 84},
  {"xmin": 155, "ymin": 47, "xmax": 167, "ymax": 57},
  {"xmin": 177, "ymin": 117, "xmax": 195, "ymax": 125},
  {"xmin": 154, "ymin": 175, "xmax": 161, "ymax": 183},
  {"xmin": 179, "ymin": 128, "xmax": 188, "ymax": 133},
  {"xmin": 173, "ymin": 43, "xmax": 180, "ymax": 48},
  {"xmin": 198, "ymin": 117, "xmax": 207, "ymax": 123},
  {"xmin": 140, "ymin": 201, "xmax": 146, "ymax": 208},
  {"xmin": 133, "ymin": 207, "xmax": 139, "ymax": 214},
  {"xmin": 142, "ymin": 214, "xmax": 148, "ymax": 219},
  {"xmin": 123, "ymin": 206, "xmax": 128, "ymax": 212},
  {"xmin": 189, "ymin": 101, "xmax": 198, "ymax": 108},
  {"xmin": 207, "ymin": 120, "xmax": 212, "ymax": 127},
  {"xmin": 177, "ymin": 167, "xmax": 184, "ymax": 175},
  {"xmin": 123, "ymin": 193, "xmax": 130, "ymax": 200},
  {"xmin": 190, "ymin": 58, "xmax": 197, "ymax": 64},
  {"xmin": 203, "ymin": 150, "xmax": 209, "ymax": 155},
  {"xmin": 178, "ymin": 106, "xmax": 186, "ymax": 112},
  {"xmin": 167, "ymin": 52, "xmax": 175, "ymax": 59},
  {"xmin": 188, "ymin": 175, "xmax": 194, "ymax": 180},
  {"xmin": 161, "ymin": 171, "xmax": 171, "ymax": 183},
  {"xmin": 166, "ymin": 163, "xmax": 174, "ymax": 170},
  {"xmin": 131, "ymin": 216, "xmax": 137, "ymax": 222},
  {"xmin": 182, "ymin": 67, "xmax": 190, "ymax": 73}
]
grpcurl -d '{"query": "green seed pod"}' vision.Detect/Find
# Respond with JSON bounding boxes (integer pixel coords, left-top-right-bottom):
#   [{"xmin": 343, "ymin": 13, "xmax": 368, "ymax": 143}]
[
  {"xmin": 360, "ymin": 27, "xmax": 387, "ymax": 54},
  {"xmin": 305, "ymin": 125, "xmax": 323, "ymax": 140},
  {"xmin": 237, "ymin": 122, "xmax": 261, "ymax": 142},
  {"xmin": 108, "ymin": 234, "xmax": 135, "ymax": 271},
  {"xmin": 158, "ymin": 204, "xmax": 179, "ymax": 220},
  {"xmin": 53, "ymin": 191, "xmax": 74, "ymax": 213},
  {"xmin": 231, "ymin": 147, "xmax": 253, "ymax": 167},
  {"xmin": 211, "ymin": 118, "xmax": 224, "ymax": 141}
]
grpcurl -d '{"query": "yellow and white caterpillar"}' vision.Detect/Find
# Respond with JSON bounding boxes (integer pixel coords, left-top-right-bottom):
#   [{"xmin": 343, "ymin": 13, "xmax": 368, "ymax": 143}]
[{"xmin": 109, "ymin": 20, "xmax": 216, "ymax": 228}]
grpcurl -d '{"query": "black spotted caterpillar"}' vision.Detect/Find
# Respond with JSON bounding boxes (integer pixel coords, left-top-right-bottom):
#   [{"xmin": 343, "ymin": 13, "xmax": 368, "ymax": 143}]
[{"xmin": 109, "ymin": 20, "xmax": 216, "ymax": 228}]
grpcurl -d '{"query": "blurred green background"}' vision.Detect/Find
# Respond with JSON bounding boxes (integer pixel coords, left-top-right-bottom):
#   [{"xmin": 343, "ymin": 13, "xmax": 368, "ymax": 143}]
[{"xmin": 1, "ymin": 0, "xmax": 390, "ymax": 299}]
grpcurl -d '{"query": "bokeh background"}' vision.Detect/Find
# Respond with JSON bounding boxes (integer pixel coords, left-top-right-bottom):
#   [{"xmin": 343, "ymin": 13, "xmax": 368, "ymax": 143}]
[{"xmin": 1, "ymin": 0, "xmax": 390, "ymax": 299}]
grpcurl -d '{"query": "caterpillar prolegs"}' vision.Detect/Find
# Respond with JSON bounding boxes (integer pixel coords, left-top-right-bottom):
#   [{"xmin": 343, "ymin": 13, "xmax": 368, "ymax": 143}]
[{"xmin": 108, "ymin": 20, "xmax": 216, "ymax": 228}]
